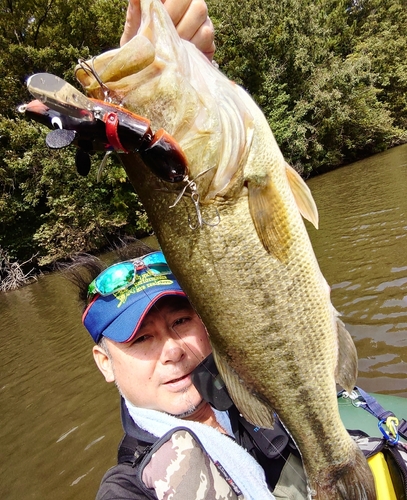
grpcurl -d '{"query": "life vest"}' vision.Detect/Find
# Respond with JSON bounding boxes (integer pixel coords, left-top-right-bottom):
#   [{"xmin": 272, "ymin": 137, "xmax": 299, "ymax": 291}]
[{"xmin": 118, "ymin": 398, "xmax": 307, "ymax": 499}]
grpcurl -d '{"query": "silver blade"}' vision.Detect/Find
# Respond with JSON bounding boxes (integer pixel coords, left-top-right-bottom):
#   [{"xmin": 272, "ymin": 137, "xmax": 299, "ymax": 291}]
[{"xmin": 27, "ymin": 73, "xmax": 95, "ymax": 121}]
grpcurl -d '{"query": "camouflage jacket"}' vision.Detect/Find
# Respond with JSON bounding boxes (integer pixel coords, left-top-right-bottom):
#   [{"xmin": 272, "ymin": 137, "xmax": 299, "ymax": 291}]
[{"xmin": 95, "ymin": 399, "xmax": 307, "ymax": 500}]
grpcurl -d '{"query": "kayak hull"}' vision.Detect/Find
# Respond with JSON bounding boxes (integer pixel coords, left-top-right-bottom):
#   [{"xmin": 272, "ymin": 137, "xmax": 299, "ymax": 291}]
[{"xmin": 338, "ymin": 391, "xmax": 407, "ymax": 441}]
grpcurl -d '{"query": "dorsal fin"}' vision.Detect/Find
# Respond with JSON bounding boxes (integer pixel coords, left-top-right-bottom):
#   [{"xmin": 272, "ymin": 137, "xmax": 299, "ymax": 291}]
[{"xmin": 334, "ymin": 314, "xmax": 358, "ymax": 392}]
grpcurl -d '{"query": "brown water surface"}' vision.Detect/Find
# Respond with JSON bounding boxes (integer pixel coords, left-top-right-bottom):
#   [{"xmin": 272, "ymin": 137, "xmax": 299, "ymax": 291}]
[
  {"xmin": 306, "ymin": 144, "xmax": 407, "ymax": 397},
  {"xmin": 1, "ymin": 147, "xmax": 407, "ymax": 498}
]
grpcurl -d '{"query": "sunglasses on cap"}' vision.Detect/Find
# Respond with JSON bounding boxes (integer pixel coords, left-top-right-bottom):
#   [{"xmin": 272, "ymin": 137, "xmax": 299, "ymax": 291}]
[{"xmin": 87, "ymin": 251, "xmax": 171, "ymax": 297}]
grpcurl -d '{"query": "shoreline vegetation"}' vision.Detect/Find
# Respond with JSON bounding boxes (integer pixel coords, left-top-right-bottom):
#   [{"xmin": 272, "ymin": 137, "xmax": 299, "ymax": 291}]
[
  {"xmin": 0, "ymin": 248, "xmax": 38, "ymax": 292},
  {"xmin": 1, "ymin": 0, "xmax": 407, "ymax": 289}
]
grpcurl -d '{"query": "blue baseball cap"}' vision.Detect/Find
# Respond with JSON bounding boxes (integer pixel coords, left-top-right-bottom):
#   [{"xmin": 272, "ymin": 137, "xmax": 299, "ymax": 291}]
[{"xmin": 82, "ymin": 268, "xmax": 186, "ymax": 343}]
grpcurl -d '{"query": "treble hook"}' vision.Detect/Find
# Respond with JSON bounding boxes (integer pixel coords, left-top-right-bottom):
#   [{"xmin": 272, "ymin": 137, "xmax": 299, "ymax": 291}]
[
  {"xmin": 167, "ymin": 168, "xmax": 220, "ymax": 229},
  {"xmin": 189, "ymin": 191, "xmax": 203, "ymax": 229},
  {"xmin": 169, "ymin": 167, "xmax": 212, "ymax": 209},
  {"xmin": 169, "ymin": 177, "xmax": 196, "ymax": 209},
  {"xmin": 97, "ymin": 151, "xmax": 115, "ymax": 182},
  {"xmin": 76, "ymin": 58, "xmax": 112, "ymax": 101},
  {"xmin": 188, "ymin": 190, "xmax": 221, "ymax": 230}
]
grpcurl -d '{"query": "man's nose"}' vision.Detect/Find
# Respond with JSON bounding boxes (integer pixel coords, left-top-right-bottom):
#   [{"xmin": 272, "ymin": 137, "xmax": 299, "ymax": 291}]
[{"xmin": 161, "ymin": 333, "xmax": 186, "ymax": 364}]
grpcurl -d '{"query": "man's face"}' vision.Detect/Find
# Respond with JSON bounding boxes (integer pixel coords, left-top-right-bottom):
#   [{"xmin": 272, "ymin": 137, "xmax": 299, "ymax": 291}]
[{"xmin": 94, "ymin": 296, "xmax": 212, "ymax": 417}]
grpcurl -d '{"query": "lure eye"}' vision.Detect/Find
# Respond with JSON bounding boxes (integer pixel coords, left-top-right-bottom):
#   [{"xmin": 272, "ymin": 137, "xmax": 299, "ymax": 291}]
[{"xmin": 51, "ymin": 116, "xmax": 63, "ymax": 129}]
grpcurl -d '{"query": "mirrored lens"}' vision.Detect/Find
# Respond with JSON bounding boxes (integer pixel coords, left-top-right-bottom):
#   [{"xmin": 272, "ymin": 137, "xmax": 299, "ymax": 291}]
[
  {"xmin": 95, "ymin": 261, "xmax": 135, "ymax": 295},
  {"xmin": 144, "ymin": 262, "xmax": 171, "ymax": 275},
  {"xmin": 141, "ymin": 251, "xmax": 167, "ymax": 267},
  {"xmin": 89, "ymin": 251, "xmax": 171, "ymax": 296}
]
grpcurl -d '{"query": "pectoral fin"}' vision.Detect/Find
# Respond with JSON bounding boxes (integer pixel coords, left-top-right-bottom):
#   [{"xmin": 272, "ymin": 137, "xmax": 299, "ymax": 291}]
[
  {"xmin": 212, "ymin": 348, "xmax": 275, "ymax": 429},
  {"xmin": 247, "ymin": 177, "xmax": 290, "ymax": 262},
  {"xmin": 334, "ymin": 315, "xmax": 358, "ymax": 392},
  {"xmin": 285, "ymin": 163, "xmax": 319, "ymax": 229}
]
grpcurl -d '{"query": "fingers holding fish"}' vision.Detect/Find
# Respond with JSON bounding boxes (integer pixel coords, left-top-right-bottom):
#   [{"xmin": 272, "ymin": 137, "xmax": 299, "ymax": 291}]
[
  {"xmin": 162, "ymin": 0, "xmax": 206, "ymax": 27},
  {"xmin": 120, "ymin": 0, "xmax": 142, "ymax": 46},
  {"xmin": 120, "ymin": 0, "xmax": 215, "ymax": 60},
  {"xmin": 182, "ymin": 13, "xmax": 215, "ymax": 61},
  {"xmin": 165, "ymin": 0, "xmax": 215, "ymax": 60}
]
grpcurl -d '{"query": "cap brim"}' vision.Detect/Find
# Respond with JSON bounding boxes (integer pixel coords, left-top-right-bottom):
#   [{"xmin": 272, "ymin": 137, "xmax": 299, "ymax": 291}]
[
  {"xmin": 83, "ymin": 272, "xmax": 185, "ymax": 343},
  {"xmin": 104, "ymin": 289, "xmax": 186, "ymax": 343}
]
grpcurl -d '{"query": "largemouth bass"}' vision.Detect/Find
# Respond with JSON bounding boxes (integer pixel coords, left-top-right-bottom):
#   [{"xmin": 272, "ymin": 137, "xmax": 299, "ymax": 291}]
[{"xmin": 64, "ymin": 0, "xmax": 378, "ymax": 497}]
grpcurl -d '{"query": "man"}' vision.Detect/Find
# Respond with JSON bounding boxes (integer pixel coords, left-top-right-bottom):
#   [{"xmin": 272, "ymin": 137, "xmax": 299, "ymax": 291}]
[{"xmin": 73, "ymin": 247, "xmax": 307, "ymax": 499}]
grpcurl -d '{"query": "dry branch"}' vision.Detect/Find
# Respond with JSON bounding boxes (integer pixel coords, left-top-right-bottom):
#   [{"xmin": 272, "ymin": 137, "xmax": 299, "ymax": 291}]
[{"xmin": 0, "ymin": 248, "xmax": 38, "ymax": 292}]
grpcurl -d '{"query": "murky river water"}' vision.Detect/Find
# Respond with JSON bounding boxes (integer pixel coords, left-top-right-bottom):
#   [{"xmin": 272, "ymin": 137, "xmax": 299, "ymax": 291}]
[
  {"xmin": 1, "ymin": 146, "xmax": 407, "ymax": 499},
  {"xmin": 305, "ymin": 144, "xmax": 407, "ymax": 397}
]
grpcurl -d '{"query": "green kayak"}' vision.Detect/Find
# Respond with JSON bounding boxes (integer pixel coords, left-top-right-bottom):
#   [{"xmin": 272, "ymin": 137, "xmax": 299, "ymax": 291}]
[
  {"xmin": 338, "ymin": 389, "xmax": 407, "ymax": 441},
  {"xmin": 337, "ymin": 389, "xmax": 406, "ymax": 500}
]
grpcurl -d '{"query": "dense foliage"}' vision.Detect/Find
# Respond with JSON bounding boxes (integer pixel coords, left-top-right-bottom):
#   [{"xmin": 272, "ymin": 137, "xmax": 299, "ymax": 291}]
[
  {"xmin": 1, "ymin": 0, "xmax": 406, "ymax": 268},
  {"xmin": 0, "ymin": 0, "xmax": 150, "ymax": 266},
  {"xmin": 208, "ymin": 0, "xmax": 407, "ymax": 172}
]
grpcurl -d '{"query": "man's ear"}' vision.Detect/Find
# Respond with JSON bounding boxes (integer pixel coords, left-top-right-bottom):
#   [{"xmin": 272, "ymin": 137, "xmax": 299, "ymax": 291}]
[{"xmin": 93, "ymin": 344, "xmax": 115, "ymax": 383}]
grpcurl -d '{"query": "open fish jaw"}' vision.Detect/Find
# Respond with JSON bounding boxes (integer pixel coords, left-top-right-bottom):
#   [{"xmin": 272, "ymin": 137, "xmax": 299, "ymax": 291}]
[
  {"xmin": 75, "ymin": 0, "xmax": 376, "ymax": 498},
  {"xmin": 76, "ymin": 3, "xmax": 254, "ymax": 203}
]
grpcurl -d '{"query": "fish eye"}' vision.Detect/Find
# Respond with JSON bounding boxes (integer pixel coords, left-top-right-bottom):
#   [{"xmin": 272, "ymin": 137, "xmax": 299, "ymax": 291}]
[{"xmin": 51, "ymin": 116, "xmax": 63, "ymax": 129}]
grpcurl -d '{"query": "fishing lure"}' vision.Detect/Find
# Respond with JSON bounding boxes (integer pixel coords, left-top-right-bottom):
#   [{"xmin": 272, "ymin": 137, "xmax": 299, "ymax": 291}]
[{"xmin": 19, "ymin": 73, "xmax": 188, "ymax": 182}]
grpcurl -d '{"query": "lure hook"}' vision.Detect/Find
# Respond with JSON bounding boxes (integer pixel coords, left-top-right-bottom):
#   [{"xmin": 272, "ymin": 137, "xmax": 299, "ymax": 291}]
[
  {"xmin": 189, "ymin": 191, "xmax": 203, "ymax": 230},
  {"xmin": 169, "ymin": 178, "xmax": 196, "ymax": 209},
  {"xmin": 97, "ymin": 151, "xmax": 115, "ymax": 182},
  {"xmin": 188, "ymin": 192, "xmax": 221, "ymax": 230},
  {"xmin": 187, "ymin": 187, "xmax": 220, "ymax": 230},
  {"xmin": 168, "ymin": 168, "xmax": 220, "ymax": 229},
  {"xmin": 76, "ymin": 58, "xmax": 111, "ymax": 101}
]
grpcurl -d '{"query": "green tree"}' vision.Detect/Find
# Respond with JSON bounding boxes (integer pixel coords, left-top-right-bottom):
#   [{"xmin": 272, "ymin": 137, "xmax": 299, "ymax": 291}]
[
  {"xmin": 0, "ymin": 0, "xmax": 151, "ymax": 266},
  {"xmin": 208, "ymin": 0, "xmax": 406, "ymax": 173},
  {"xmin": 1, "ymin": 0, "xmax": 407, "ymax": 269}
]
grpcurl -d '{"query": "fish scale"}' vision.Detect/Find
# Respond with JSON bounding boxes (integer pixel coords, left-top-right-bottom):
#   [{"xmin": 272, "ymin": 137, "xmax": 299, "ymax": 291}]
[{"xmin": 73, "ymin": 0, "xmax": 377, "ymax": 497}]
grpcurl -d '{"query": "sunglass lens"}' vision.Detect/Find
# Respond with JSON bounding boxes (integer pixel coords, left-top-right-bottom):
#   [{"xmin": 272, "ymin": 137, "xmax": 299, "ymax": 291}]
[
  {"xmin": 146, "ymin": 262, "xmax": 171, "ymax": 274},
  {"xmin": 140, "ymin": 251, "xmax": 170, "ymax": 275},
  {"xmin": 142, "ymin": 251, "xmax": 167, "ymax": 266},
  {"xmin": 95, "ymin": 261, "xmax": 135, "ymax": 295}
]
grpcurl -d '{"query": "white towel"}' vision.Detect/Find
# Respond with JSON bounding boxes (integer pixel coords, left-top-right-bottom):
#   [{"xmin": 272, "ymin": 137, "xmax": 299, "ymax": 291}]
[{"xmin": 125, "ymin": 399, "xmax": 275, "ymax": 500}]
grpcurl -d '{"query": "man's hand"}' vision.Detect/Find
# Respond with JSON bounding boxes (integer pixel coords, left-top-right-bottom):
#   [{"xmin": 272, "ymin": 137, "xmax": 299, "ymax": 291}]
[{"xmin": 120, "ymin": 0, "xmax": 215, "ymax": 61}]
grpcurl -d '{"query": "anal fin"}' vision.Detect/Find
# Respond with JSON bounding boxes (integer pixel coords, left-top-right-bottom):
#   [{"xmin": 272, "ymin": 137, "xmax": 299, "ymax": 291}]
[{"xmin": 212, "ymin": 348, "xmax": 275, "ymax": 429}]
